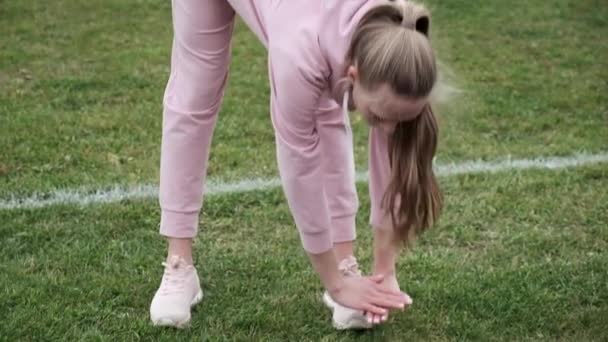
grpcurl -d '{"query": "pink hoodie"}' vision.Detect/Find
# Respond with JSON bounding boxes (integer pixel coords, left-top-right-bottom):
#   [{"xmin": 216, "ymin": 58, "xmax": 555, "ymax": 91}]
[{"xmin": 160, "ymin": 0, "xmax": 392, "ymax": 254}]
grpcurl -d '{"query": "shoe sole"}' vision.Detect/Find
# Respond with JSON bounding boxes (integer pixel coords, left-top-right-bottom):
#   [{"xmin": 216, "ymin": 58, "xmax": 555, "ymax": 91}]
[
  {"xmin": 151, "ymin": 289, "xmax": 204, "ymax": 329},
  {"xmin": 322, "ymin": 292, "xmax": 372, "ymax": 330},
  {"xmin": 191, "ymin": 289, "xmax": 204, "ymax": 307}
]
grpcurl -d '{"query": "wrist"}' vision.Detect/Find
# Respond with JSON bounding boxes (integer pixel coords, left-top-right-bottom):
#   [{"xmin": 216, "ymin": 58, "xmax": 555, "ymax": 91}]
[
  {"xmin": 374, "ymin": 246, "xmax": 397, "ymax": 270},
  {"xmin": 306, "ymin": 249, "xmax": 345, "ymax": 295},
  {"xmin": 373, "ymin": 264, "xmax": 396, "ymax": 277},
  {"xmin": 373, "ymin": 227, "xmax": 399, "ymax": 276}
]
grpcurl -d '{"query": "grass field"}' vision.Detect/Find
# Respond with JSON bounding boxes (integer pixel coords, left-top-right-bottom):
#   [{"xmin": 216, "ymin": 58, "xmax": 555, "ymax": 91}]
[{"xmin": 1, "ymin": 0, "xmax": 607, "ymax": 340}]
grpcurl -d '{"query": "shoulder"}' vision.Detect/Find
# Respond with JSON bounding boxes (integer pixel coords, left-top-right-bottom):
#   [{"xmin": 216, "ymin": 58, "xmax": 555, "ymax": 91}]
[
  {"xmin": 268, "ymin": 22, "xmax": 329, "ymax": 90},
  {"xmin": 317, "ymin": 1, "xmax": 376, "ymax": 97}
]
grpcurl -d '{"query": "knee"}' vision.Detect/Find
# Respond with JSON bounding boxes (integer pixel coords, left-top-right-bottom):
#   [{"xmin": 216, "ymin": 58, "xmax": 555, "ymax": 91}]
[{"xmin": 164, "ymin": 70, "xmax": 228, "ymax": 117}]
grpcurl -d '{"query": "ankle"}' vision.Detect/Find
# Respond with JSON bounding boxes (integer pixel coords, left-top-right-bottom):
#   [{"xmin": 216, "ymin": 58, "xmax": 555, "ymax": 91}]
[
  {"xmin": 166, "ymin": 254, "xmax": 193, "ymax": 265},
  {"xmin": 333, "ymin": 240, "xmax": 355, "ymax": 264},
  {"xmin": 166, "ymin": 237, "xmax": 194, "ymax": 265}
]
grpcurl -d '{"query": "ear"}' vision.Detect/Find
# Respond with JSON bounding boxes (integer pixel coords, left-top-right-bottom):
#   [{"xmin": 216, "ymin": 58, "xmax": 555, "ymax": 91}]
[{"xmin": 347, "ymin": 65, "xmax": 359, "ymax": 81}]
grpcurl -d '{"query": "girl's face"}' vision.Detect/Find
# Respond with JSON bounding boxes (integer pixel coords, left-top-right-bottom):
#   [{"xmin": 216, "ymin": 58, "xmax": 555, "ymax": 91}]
[{"xmin": 349, "ymin": 67, "xmax": 427, "ymax": 134}]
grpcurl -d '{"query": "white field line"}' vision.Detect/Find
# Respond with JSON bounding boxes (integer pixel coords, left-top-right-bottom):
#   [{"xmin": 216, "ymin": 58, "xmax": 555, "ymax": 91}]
[{"xmin": 1, "ymin": 151, "xmax": 607, "ymax": 211}]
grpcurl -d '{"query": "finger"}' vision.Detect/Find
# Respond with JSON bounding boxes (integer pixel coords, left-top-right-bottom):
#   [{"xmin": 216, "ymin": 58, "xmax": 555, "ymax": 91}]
[
  {"xmin": 372, "ymin": 289, "xmax": 409, "ymax": 305},
  {"xmin": 363, "ymin": 303, "xmax": 388, "ymax": 316},
  {"xmin": 377, "ymin": 288, "xmax": 408, "ymax": 300},
  {"xmin": 367, "ymin": 274, "xmax": 385, "ymax": 283},
  {"xmin": 370, "ymin": 294, "xmax": 407, "ymax": 310},
  {"xmin": 402, "ymin": 292, "xmax": 413, "ymax": 306},
  {"xmin": 389, "ymin": 291, "xmax": 413, "ymax": 306},
  {"xmin": 366, "ymin": 312, "xmax": 373, "ymax": 324},
  {"xmin": 381, "ymin": 313, "xmax": 388, "ymax": 322},
  {"xmin": 374, "ymin": 283, "xmax": 407, "ymax": 297}
]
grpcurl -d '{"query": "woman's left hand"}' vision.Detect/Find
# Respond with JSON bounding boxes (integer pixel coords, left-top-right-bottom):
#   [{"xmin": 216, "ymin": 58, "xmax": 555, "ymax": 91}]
[{"xmin": 366, "ymin": 273, "xmax": 412, "ymax": 325}]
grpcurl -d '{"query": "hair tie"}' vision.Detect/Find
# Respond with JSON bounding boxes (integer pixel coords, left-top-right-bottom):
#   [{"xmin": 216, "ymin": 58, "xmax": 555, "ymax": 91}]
[{"xmin": 401, "ymin": 18, "xmax": 416, "ymax": 30}]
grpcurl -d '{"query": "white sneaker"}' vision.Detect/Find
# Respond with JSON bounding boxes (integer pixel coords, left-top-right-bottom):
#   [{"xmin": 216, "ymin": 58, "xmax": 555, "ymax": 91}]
[
  {"xmin": 150, "ymin": 255, "xmax": 203, "ymax": 328},
  {"xmin": 322, "ymin": 256, "xmax": 373, "ymax": 330}
]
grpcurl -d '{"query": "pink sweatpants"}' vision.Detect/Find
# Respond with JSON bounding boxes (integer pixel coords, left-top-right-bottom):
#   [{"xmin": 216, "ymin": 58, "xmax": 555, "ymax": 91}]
[{"xmin": 159, "ymin": 0, "xmax": 361, "ymax": 254}]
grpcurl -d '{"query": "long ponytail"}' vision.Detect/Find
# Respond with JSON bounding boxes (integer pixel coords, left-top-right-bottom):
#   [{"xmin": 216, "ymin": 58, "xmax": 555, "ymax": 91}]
[{"xmin": 384, "ymin": 104, "xmax": 442, "ymax": 244}]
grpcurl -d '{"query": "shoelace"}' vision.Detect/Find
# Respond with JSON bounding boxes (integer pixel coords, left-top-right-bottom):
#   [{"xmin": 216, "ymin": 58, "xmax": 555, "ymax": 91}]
[
  {"xmin": 338, "ymin": 257, "xmax": 361, "ymax": 277},
  {"xmin": 341, "ymin": 91, "xmax": 356, "ymax": 187},
  {"xmin": 158, "ymin": 261, "xmax": 187, "ymax": 296}
]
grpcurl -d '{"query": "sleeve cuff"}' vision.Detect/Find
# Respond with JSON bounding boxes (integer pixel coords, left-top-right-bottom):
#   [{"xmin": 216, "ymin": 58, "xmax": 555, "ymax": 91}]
[
  {"xmin": 300, "ymin": 229, "xmax": 333, "ymax": 254},
  {"xmin": 330, "ymin": 214, "xmax": 357, "ymax": 243}
]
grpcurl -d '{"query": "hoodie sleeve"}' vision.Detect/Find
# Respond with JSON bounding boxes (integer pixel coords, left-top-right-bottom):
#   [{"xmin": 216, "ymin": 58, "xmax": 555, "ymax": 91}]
[{"xmin": 268, "ymin": 43, "xmax": 337, "ymax": 254}]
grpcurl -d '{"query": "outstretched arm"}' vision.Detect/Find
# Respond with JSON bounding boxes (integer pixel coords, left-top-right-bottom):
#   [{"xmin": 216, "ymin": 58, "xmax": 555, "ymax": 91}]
[{"xmin": 269, "ymin": 51, "xmax": 407, "ymax": 314}]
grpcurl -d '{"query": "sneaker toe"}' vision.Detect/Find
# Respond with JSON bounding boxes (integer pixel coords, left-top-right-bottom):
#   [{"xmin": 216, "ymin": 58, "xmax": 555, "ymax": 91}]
[
  {"xmin": 333, "ymin": 306, "xmax": 372, "ymax": 330},
  {"xmin": 322, "ymin": 292, "xmax": 372, "ymax": 330},
  {"xmin": 150, "ymin": 298, "xmax": 191, "ymax": 327}
]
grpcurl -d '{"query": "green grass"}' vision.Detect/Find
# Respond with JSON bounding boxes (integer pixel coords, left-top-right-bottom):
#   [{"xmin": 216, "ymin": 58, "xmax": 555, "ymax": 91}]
[
  {"xmin": 1, "ymin": 166, "xmax": 607, "ymax": 340},
  {"xmin": 1, "ymin": 0, "xmax": 607, "ymax": 196},
  {"xmin": 1, "ymin": 0, "xmax": 607, "ymax": 340}
]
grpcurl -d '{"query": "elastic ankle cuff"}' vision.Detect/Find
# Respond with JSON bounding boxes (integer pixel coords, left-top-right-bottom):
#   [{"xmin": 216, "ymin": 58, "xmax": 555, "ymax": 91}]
[{"xmin": 160, "ymin": 210, "xmax": 199, "ymax": 238}]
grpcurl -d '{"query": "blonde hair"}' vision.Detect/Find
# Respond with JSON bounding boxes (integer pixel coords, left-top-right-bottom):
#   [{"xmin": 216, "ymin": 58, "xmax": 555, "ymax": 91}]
[{"xmin": 347, "ymin": 1, "xmax": 442, "ymax": 246}]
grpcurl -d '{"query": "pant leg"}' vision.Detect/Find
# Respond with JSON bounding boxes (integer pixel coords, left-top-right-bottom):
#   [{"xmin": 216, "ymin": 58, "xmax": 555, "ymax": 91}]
[
  {"xmin": 315, "ymin": 93, "xmax": 359, "ymax": 244},
  {"xmin": 159, "ymin": 0, "xmax": 235, "ymax": 238}
]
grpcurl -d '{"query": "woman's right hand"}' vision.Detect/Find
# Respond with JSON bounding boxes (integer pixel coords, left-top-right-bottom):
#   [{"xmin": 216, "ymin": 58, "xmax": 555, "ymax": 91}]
[{"xmin": 328, "ymin": 274, "xmax": 409, "ymax": 315}]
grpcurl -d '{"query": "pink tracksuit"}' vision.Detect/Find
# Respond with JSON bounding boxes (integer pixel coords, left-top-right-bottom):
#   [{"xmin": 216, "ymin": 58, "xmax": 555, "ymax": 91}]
[{"xmin": 160, "ymin": 0, "xmax": 392, "ymax": 254}]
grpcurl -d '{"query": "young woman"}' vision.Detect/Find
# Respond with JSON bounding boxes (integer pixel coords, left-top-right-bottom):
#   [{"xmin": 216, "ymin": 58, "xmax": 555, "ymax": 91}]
[{"xmin": 150, "ymin": 0, "xmax": 442, "ymax": 330}]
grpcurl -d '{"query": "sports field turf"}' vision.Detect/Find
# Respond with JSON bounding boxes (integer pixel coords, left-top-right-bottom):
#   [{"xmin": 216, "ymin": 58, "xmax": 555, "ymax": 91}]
[{"xmin": 1, "ymin": 0, "xmax": 607, "ymax": 340}]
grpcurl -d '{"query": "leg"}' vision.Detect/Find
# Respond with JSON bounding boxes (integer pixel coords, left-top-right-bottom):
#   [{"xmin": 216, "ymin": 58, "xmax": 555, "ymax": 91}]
[
  {"xmin": 159, "ymin": 0, "xmax": 235, "ymax": 263},
  {"xmin": 315, "ymin": 94, "xmax": 359, "ymax": 262},
  {"xmin": 151, "ymin": 0, "xmax": 234, "ymax": 328}
]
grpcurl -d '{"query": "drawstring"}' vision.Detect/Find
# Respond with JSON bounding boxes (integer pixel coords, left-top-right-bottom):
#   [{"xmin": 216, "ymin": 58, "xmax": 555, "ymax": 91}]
[
  {"xmin": 342, "ymin": 90, "xmax": 352, "ymax": 133},
  {"xmin": 342, "ymin": 91, "xmax": 356, "ymax": 183}
]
